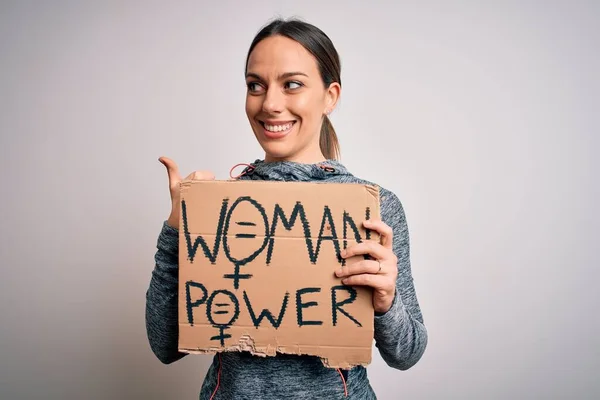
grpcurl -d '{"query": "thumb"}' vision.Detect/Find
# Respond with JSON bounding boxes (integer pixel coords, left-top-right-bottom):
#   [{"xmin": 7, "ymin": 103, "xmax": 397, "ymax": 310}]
[{"xmin": 158, "ymin": 156, "xmax": 181, "ymax": 186}]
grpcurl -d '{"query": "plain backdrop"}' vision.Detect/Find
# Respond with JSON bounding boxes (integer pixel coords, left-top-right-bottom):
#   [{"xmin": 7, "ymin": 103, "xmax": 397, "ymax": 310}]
[{"xmin": 1, "ymin": 1, "xmax": 598, "ymax": 399}]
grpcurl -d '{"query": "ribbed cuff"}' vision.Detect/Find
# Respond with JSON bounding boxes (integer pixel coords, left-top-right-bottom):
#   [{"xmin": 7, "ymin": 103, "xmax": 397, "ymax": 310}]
[{"xmin": 374, "ymin": 289, "xmax": 401, "ymax": 322}]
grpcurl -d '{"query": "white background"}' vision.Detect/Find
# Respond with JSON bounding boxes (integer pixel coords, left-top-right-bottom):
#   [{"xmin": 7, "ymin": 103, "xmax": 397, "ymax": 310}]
[{"xmin": 1, "ymin": 1, "xmax": 598, "ymax": 398}]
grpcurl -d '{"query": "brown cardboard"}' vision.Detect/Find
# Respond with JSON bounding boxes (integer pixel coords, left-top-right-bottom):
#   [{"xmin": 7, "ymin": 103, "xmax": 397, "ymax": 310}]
[{"xmin": 177, "ymin": 180, "xmax": 380, "ymax": 369}]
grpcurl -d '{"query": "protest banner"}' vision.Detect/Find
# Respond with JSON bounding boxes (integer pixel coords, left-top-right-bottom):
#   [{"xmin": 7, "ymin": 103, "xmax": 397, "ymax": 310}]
[{"xmin": 178, "ymin": 180, "xmax": 380, "ymax": 368}]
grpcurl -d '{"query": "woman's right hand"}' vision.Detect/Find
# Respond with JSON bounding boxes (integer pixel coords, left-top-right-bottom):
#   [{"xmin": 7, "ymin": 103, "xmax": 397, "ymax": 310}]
[{"xmin": 159, "ymin": 156, "xmax": 215, "ymax": 229}]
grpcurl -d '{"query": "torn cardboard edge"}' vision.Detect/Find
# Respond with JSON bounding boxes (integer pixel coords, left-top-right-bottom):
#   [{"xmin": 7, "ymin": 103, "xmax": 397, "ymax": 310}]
[{"xmin": 179, "ymin": 340, "xmax": 373, "ymax": 370}]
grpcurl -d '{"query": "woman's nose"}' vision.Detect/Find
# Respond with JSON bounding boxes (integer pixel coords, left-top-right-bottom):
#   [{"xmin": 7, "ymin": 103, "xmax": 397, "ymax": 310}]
[{"xmin": 261, "ymin": 88, "xmax": 284, "ymax": 114}]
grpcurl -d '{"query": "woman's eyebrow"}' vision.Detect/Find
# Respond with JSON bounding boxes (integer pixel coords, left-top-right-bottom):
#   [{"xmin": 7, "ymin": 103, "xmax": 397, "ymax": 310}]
[
  {"xmin": 245, "ymin": 71, "xmax": 309, "ymax": 80},
  {"xmin": 279, "ymin": 72, "xmax": 309, "ymax": 79},
  {"xmin": 245, "ymin": 72, "xmax": 263, "ymax": 80}
]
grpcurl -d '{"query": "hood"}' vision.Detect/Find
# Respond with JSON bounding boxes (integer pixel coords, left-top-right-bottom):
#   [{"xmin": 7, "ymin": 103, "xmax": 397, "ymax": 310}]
[{"xmin": 238, "ymin": 159, "xmax": 352, "ymax": 182}]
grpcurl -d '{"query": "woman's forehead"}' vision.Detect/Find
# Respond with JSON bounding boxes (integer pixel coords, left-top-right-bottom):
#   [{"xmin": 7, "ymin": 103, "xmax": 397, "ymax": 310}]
[{"xmin": 247, "ymin": 35, "xmax": 319, "ymax": 76}]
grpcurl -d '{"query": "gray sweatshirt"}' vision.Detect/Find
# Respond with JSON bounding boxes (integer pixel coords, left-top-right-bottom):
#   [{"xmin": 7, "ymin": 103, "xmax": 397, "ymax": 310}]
[{"xmin": 146, "ymin": 159, "xmax": 428, "ymax": 399}]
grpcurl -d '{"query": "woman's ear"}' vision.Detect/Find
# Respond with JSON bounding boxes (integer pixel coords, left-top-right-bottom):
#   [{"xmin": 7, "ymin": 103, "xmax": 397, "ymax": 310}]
[{"xmin": 324, "ymin": 82, "xmax": 341, "ymax": 114}]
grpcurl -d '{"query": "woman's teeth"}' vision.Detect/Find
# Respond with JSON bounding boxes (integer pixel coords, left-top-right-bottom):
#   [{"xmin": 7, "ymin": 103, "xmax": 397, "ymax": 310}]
[{"xmin": 264, "ymin": 123, "xmax": 292, "ymax": 132}]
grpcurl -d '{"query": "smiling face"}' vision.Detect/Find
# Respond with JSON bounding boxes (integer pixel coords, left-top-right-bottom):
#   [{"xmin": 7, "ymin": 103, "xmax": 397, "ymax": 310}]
[{"xmin": 245, "ymin": 35, "xmax": 340, "ymax": 163}]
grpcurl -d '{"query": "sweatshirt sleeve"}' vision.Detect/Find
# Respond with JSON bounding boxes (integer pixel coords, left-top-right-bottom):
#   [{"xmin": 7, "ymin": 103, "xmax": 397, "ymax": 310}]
[
  {"xmin": 145, "ymin": 221, "xmax": 187, "ymax": 364},
  {"xmin": 373, "ymin": 190, "xmax": 428, "ymax": 370}
]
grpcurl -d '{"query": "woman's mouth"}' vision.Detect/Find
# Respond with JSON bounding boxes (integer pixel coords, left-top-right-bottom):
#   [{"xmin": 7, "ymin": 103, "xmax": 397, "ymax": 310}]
[{"xmin": 259, "ymin": 120, "xmax": 296, "ymax": 139}]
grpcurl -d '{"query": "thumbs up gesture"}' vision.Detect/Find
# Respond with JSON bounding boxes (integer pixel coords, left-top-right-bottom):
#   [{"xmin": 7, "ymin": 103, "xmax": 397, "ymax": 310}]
[{"xmin": 159, "ymin": 156, "xmax": 215, "ymax": 229}]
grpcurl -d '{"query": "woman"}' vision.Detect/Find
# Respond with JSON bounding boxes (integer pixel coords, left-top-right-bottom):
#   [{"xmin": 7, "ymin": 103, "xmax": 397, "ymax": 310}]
[{"xmin": 146, "ymin": 18, "xmax": 427, "ymax": 399}]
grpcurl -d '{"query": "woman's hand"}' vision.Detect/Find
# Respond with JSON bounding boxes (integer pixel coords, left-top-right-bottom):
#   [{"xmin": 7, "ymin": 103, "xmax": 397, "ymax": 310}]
[
  {"xmin": 335, "ymin": 219, "xmax": 398, "ymax": 314},
  {"xmin": 159, "ymin": 156, "xmax": 215, "ymax": 229}
]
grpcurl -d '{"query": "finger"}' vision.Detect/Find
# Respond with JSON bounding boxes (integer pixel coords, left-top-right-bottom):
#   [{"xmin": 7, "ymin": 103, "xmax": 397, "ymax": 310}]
[
  {"xmin": 158, "ymin": 156, "xmax": 181, "ymax": 186},
  {"xmin": 363, "ymin": 219, "xmax": 394, "ymax": 249},
  {"xmin": 335, "ymin": 260, "xmax": 381, "ymax": 278},
  {"xmin": 342, "ymin": 241, "xmax": 389, "ymax": 261},
  {"xmin": 341, "ymin": 273, "xmax": 389, "ymax": 290}
]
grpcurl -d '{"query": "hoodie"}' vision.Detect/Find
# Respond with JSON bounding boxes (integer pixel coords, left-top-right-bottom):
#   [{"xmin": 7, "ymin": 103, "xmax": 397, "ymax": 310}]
[{"xmin": 146, "ymin": 159, "xmax": 428, "ymax": 399}]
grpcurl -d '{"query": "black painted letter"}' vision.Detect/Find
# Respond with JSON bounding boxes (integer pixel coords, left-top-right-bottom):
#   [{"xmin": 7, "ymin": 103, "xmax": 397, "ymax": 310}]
[
  {"xmin": 185, "ymin": 281, "xmax": 208, "ymax": 326},
  {"xmin": 206, "ymin": 289, "xmax": 240, "ymax": 346},
  {"xmin": 331, "ymin": 285, "xmax": 362, "ymax": 327},
  {"xmin": 182, "ymin": 198, "xmax": 229, "ymax": 263},
  {"xmin": 243, "ymin": 291, "xmax": 290, "ymax": 329},
  {"xmin": 267, "ymin": 202, "xmax": 313, "ymax": 265},
  {"xmin": 222, "ymin": 196, "xmax": 269, "ymax": 289},
  {"xmin": 295, "ymin": 287, "xmax": 323, "ymax": 326},
  {"xmin": 314, "ymin": 206, "xmax": 342, "ymax": 264}
]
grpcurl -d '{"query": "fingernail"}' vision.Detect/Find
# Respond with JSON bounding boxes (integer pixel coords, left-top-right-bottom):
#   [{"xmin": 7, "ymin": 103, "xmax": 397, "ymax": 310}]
[
  {"xmin": 335, "ymin": 268, "xmax": 343, "ymax": 277},
  {"xmin": 341, "ymin": 249, "xmax": 347, "ymax": 257}
]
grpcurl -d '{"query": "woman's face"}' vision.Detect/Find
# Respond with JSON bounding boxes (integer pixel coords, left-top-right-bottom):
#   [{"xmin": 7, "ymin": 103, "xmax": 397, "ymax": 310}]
[{"xmin": 245, "ymin": 35, "xmax": 340, "ymax": 163}]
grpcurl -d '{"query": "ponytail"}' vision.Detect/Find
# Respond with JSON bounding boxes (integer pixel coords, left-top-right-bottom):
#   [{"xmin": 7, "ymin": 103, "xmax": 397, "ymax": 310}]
[{"xmin": 320, "ymin": 115, "xmax": 341, "ymax": 160}]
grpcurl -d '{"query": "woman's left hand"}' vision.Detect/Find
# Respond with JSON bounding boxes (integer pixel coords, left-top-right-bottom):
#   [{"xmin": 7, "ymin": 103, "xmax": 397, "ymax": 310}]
[{"xmin": 335, "ymin": 219, "xmax": 398, "ymax": 314}]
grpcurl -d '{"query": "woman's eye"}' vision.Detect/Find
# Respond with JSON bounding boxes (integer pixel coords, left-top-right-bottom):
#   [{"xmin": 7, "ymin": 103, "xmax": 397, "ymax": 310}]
[
  {"xmin": 247, "ymin": 82, "xmax": 264, "ymax": 93},
  {"xmin": 285, "ymin": 81, "xmax": 303, "ymax": 90}
]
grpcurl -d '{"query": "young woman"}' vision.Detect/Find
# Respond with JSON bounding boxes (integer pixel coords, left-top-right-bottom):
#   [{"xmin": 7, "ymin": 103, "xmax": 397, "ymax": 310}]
[{"xmin": 147, "ymin": 18, "xmax": 428, "ymax": 399}]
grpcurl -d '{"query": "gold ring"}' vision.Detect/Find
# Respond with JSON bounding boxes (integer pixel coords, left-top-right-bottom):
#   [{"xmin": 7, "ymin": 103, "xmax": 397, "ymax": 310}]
[{"xmin": 377, "ymin": 261, "xmax": 382, "ymax": 274}]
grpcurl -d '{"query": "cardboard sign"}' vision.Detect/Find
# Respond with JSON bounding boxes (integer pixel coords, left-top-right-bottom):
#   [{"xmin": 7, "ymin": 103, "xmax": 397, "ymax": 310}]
[{"xmin": 178, "ymin": 180, "xmax": 380, "ymax": 368}]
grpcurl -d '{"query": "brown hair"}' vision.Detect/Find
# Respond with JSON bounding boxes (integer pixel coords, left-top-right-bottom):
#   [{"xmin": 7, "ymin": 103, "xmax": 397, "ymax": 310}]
[{"xmin": 245, "ymin": 18, "xmax": 341, "ymax": 160}]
